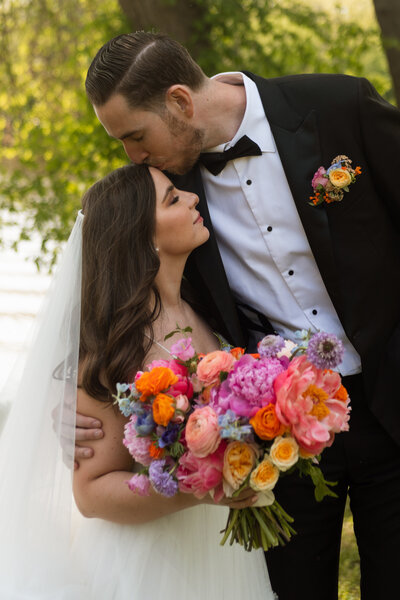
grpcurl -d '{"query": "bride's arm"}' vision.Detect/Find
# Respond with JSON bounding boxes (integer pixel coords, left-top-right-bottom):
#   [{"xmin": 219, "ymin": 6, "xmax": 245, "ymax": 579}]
[{"xmin": 73, "ymin": 388, "xmax": 257, "ymax": 524}]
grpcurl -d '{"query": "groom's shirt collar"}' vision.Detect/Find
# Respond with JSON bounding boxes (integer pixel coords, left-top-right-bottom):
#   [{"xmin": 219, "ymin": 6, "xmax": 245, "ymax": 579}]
[{"xmin": 206, "ymin": 72, "xmax": 275, "ymax": 154}]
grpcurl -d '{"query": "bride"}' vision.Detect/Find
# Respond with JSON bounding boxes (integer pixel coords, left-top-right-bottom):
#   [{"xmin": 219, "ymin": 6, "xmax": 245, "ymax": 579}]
[{"xmin": 0, "ymin": 163, "xmax": 274, "ymax": 599}]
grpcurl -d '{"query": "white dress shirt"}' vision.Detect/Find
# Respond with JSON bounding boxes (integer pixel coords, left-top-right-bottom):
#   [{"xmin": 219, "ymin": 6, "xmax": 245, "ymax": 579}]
[{"xmin": 201, "ymin": 72, "xmax": 361, "ymax": 375}]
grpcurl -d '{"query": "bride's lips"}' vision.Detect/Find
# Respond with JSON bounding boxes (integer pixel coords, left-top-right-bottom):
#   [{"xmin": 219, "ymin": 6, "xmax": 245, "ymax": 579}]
[{"xmin": 194, "ymin": 213, "xmax": 203, "ymax": 224}]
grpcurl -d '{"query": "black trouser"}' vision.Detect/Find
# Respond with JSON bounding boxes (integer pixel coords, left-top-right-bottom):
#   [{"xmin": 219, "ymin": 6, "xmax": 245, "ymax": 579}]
[{"xmin": 265, "ymin": 374, "xmax": 400, "ymax": 600}]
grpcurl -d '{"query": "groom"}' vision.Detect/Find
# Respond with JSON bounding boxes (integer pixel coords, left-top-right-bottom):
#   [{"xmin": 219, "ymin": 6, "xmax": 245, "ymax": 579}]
[{"xmin": 77, "ymin": 32, "xmax": 400, "ymax": 599}]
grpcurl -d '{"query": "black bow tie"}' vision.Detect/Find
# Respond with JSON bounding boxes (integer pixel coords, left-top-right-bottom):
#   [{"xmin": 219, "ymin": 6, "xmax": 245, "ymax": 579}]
[{"xmin": 199, "ymin": 135, "xmax": 262, "ymax": 175}]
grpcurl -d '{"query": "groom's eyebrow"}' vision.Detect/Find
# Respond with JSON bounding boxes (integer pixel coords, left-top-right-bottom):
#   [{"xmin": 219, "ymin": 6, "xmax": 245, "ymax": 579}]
[{"xmin": 162, "ymin": 185, "xmax": 174, "ymax": 203}]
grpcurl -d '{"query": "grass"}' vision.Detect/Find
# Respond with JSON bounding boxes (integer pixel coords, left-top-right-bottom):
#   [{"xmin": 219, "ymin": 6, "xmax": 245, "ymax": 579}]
[{"xmin": 338, "ymin": 500, "xmax": 360, "ymax": 600}]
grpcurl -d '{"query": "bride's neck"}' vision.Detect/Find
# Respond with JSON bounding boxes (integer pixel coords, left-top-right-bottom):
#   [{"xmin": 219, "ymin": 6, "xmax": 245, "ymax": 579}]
[{"xmin": 153, "ymin": 257, "xmax": 188, "ymax": 322}]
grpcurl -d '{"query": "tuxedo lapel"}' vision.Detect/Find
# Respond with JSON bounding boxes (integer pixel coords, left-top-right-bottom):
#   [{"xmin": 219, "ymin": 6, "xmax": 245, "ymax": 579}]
[{"xmin": 244, "ymin": 72, "xmax": 342, "ymax": 308}]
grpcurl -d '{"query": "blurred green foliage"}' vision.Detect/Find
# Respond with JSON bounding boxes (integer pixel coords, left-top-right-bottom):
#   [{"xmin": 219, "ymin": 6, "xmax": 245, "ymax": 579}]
[{"xmin": 0, "ymin": 0, "xmax": 393, "ymax": 267}]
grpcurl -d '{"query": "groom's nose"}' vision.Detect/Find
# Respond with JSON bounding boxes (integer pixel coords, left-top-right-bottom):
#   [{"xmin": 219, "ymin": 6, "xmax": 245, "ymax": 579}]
[{"xmin": 122, "ymin": 141, "xmax": 149, "ymax": 165}]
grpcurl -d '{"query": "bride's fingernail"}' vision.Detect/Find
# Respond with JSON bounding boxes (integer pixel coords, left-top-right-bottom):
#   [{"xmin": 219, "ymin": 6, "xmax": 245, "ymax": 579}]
[
  {"xmin": 94, "ymin": 429, "xmax": 103, "ymax": 438},
  {"xmin": 91, "ymin": 420, "xmax": 101, "ymax": 427}
]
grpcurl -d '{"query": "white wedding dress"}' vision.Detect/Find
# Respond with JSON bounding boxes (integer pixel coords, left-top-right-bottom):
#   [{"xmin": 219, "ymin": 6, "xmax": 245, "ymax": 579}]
[{"xmin": 0, "ymin": 213, "xmax": 275, "ymax": 600}]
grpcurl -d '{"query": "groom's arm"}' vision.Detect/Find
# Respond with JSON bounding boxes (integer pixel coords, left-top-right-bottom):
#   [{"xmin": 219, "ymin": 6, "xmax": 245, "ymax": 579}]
[
  {"xmin": 357, "ymin": 77, "xmax": 400, "ymax": 227},
  {"xmin": 74, "ymin": 412, "xmax": 103, "ymax": 468}
]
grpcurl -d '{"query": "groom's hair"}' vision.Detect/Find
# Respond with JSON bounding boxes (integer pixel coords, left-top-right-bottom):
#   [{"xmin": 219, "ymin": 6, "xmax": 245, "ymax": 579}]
[{"xmin": 85, "ymin": 32, "xmax": 206, "ymax": 111}]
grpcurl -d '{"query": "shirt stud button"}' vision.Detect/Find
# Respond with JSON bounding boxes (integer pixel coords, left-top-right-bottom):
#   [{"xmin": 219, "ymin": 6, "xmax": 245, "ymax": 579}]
[
  {"xmin": 267, "ymin": 226, "xmax": 273, "ymax": 232},
  {"xmin": 246, "ymin": 179, "xmax": 252, "ymax": 185},
  {"xmin": 288, "ymin": 270, "xmax": 294, "ymax": 276},
  {"xmin": 312, "ymin": 309, "xmax": 318, "ymax": 315}
]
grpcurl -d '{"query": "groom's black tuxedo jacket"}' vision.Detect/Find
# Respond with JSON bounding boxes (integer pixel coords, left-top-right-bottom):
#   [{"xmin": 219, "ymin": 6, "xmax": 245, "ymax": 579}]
[{"xmin": 169, "ymin": 72, "xmax": 400, "ymax": 444}]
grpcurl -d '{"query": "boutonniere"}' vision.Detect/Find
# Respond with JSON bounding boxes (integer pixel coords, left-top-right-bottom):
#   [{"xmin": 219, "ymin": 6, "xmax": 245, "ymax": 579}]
[{"xmin": 309, "ymin": 155, "xmax": 362, "ymax": 206}]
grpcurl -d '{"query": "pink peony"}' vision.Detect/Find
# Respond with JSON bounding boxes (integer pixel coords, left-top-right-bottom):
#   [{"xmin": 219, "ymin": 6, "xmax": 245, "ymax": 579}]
[
  {"xmin": 312, "ymin": 166, "xmax": 328, "ymax": 189},
  {"xmin": 185, "ymin": 406, "xmax": 221, "ymax": 457},
  {"xmin": 125, "ymin": 473, "xmax": 151, "ymax": 496},
  {"xmin": 177, "ymin": 441, "xmax": 227, "ymax": 501},
  {"xmin": 123, "ymin": 416, "xmax": 152, "ymax": 466},
  {"xmin": 210, "ymin": 355, "xmax": 287, "ymax": 418},
  {"xmin": 196, "ymin": 350, "xmax": 236, "ymax": 386},
  {"xmin": 274, "ymin": 355, "xmax": 350, "ymax": 455},
  {"xmin": 170, "ymin": 337, "xmax": 196, "ymax": 361}
]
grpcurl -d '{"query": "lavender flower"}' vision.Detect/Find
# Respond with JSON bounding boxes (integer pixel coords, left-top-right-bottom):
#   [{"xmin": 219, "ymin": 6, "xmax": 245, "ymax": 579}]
[
  {"xmin": 258, "ymin": 335, "xmax": 285, "ymax": 358},
  {"xmin": 307, "ymin": 332, "xmax": 344, "ymax": 370},
  {"xmin": 149, "ymin": 460, "xmax": 178, "ymax": 497}
]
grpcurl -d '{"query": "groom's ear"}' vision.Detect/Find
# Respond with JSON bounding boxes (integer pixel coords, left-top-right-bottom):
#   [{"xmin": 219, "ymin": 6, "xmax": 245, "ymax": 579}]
[{"xmin": 165, "ymin": 85, "xmax": 194, "ymax": 119}]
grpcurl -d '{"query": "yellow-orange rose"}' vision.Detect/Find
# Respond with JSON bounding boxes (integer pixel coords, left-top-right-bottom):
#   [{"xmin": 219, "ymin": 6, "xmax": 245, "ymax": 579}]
[
  {"xmin": 136, "ymin": 367, "xmax": 178, "ymax": 399},
  {"xmin": 250, "ymin": 404, "xmax": 286, "ymax": 440},
  {"xmin": 223, "ymin": 441, "xmax": 256, "ymax": 491},
  {"xmin": 250, "ymin": 457, "xmax": 279, "ymax": 492},
  {"xmin": 328, "ymin": 168, "xmax": 352, "ymax": 189},
  {"xmin": 152, "ymin": 393, "xmax": 175, "ymax": 426},
  {"xmin": 270, "ymin": 436, "xmax": 299, "ymax": 471}
]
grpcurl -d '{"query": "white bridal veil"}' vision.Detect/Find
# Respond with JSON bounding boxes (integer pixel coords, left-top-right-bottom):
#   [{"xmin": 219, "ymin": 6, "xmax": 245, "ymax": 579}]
[
  {"xmin": 0, "ymin": 212, "xmax": 83, "ymax": 598},
  {"xmin": 0, "ymin": 211, "xmax": 274, "ymax": 600}
]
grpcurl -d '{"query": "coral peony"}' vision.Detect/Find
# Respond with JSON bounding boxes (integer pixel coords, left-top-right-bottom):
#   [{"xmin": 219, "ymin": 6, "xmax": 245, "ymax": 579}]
[
  {"xmin": 196, "ymin": 350, "xmax": 236, "ymax": 386},
  {"xmin": 274, "ymin": 355, "xmax": 350, "ymax": 455},
  {"xmin": 177, "ymin": 442, "xmax": 227, "ymax": 501}
]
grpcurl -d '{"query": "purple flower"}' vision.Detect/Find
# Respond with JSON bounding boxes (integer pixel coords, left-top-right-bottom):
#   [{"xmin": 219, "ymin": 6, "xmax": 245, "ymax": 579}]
[
  {"xmin": 306, "ymin": 332, "xmax": 344, "ymax": 370},
  {"xmin": 158, "ymin": 423, "xmax": 180, "ymax": 448},
  {"xmin": 258, "ymin": 335, "xmax": 285, "ymax": 358},
  {"xmin": 149, "ymin": 459, "xmax": 179, "ymax": 497},
  {"xmin": 125, "ymin": 473, "xmax": 151, "ymax": 496},
  {"xmin": 170, "ymin": 337, "xmax": 196, "ymax": 361}
]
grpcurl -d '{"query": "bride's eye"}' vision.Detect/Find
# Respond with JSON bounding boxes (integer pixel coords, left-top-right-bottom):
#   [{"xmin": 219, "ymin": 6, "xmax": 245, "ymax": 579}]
[{"xmin": 170, "ymin": 195, "xmax": 179, "ymax": 205}]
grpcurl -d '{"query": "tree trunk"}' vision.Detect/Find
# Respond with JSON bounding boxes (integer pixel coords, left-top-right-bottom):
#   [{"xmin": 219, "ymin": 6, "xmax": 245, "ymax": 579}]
[
  {"xmin": 373, "ymin": 0, "xmax": 400, "ymax": 106},
  {"xmin": 118, "ymin": 0, "xmax": 209, "ymax": 61}
]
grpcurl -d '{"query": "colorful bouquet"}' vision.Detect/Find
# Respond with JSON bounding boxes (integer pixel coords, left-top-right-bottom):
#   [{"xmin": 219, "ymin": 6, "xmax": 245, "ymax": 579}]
[{"xmin": 114, "ymin": 329, "xmax": 351, "ymax": 552}]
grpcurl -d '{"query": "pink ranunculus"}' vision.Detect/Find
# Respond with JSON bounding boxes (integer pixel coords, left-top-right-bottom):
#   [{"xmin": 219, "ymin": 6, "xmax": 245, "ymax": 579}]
[
  {"xmin": 177, "ymin": 441, "xmax": 227, "ymax": 501},
  {"xmin": 185, "ymin": 406, "xmax": 221, "ymax": 457},
  {"xmin": 170, "ymin": 337, "xmax": 196, "ymax": 361},
  {"xmin": 175, "ymin": 394, "xmax": 190, "ymax": 413},
  {"xmin": 196, "ymin": 350, "xmax": 236, "ymax": 386},
  {"xmin": 123, "ymin": 416, "xmax": 152, "ymax": 466},
  {"xmin": 274, "ymin": 355, "xmax": 350, "ymax": 455},
  {"xmin": 134, "ymin": 370, "xmax": 144, "ymax": 382},
  {"xmin": 312, "ymin": 166, "xmax": 328, "ymax": 190}
]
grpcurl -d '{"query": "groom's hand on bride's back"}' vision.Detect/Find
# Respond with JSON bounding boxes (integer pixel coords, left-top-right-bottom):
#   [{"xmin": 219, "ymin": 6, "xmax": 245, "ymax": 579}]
[{"xmin": 74, "ymin": 412, "xmax": 104, "ymax": 470}]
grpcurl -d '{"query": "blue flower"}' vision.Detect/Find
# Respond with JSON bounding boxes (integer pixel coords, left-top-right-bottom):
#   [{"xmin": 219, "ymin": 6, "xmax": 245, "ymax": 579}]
[
  {"xmin": 117, "ymin": 397, "xmax": 136, "ymax": 417},
  {"xmin": 218, "ymin": 410, "xmax": 253, "ymax": 441},
  {"xmin": 135, "ymin": 412, "xmax": 156, "ymax": 436}
]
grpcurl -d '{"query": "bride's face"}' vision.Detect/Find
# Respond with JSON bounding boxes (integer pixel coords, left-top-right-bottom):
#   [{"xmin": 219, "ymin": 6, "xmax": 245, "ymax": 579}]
[{"xmin": 151, "ymin": 167, "xmax": 209, "ymax": 257}]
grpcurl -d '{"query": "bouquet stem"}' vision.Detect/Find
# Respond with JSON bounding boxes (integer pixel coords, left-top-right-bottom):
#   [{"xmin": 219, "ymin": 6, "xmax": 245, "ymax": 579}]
[{"xmin": 220, "ymin": 502, "xmax": 296, "ymax": 552}]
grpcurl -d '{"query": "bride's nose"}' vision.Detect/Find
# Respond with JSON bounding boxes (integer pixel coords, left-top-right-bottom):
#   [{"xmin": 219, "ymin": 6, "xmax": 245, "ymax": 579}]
[{"xmin": 189, "ymin": 193, "xmax": 199, "ymax": 208}]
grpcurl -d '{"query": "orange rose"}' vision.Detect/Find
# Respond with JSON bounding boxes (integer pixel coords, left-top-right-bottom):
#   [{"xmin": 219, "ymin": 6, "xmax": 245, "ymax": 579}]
[
  {"xmin": 152, "ymin": 393, "xmax": 175, "ymax": 426},
  {"xmin": 136, "ymin": 367, "xmax": 178, "ymax": 399},
  {"xmin": 328, "ymin": 168, "xmax": 352, "ymax": 188},
  {"xmin": 223, "ymin": 441, "xmax": 256, "ymax": 492},
  {"xmin": 250, "ymin": 457, "xmax": 279, "ymax": 492},
  {"xmin": 250, "ymin": 404, "xmax": 286, "ymax": 440},
  {"xmin": 270, "ymin": 436, "xmax": 299, "ymax": 471}
]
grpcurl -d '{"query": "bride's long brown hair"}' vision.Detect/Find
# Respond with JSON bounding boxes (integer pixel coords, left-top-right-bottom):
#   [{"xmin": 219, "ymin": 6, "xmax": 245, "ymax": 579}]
[{"xmin": 79, "ymin": 164, "xmax": 161, "ymax": 399}]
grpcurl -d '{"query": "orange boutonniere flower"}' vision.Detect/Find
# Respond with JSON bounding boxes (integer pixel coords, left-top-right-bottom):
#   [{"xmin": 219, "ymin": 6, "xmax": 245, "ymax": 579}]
[{"xmin": 309, "ymin": 155, "xmax": 362, "ymax": 206}]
